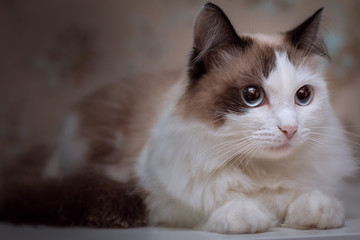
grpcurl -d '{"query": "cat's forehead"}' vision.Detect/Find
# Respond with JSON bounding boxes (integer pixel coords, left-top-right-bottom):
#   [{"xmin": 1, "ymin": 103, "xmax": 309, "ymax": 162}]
[
  {"xmin": 263, "ymin": 51, "xmax": 312, "ymax": 100},
  {"xmin": 244, "ymin": 33, "xmax": 285, "ymax": 46},
  {"xmin": 221, "ymin": 35, "xmax": 321, "ymax": 87}
]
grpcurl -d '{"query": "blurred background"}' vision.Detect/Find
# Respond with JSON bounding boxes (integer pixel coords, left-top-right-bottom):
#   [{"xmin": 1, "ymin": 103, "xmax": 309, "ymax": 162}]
[{"xmin": 1, "ymin": 0, "xmax": 359, "ymax": 166}]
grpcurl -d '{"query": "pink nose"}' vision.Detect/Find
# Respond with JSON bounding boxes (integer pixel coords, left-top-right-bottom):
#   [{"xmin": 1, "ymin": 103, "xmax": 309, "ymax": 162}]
[{"xmin": 278, "ymin": 125, "xmax": 298, "ymax": 140}]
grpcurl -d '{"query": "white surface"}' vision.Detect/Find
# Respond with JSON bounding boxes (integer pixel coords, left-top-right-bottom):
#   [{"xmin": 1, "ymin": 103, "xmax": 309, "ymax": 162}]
[
  {"xmin": 1, "ymin": 179, "xmax": 359, "ymax": 240},
  {"xmin": 1, "ymin": 221, "xmax": 360, "ymax": 240}
]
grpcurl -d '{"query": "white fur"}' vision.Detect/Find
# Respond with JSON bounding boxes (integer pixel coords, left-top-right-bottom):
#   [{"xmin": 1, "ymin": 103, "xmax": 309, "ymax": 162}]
[
  {"xmin": 283, "ymin": 190, "xmax": 345, "ymax": 229},
  {"xmin": 201, "ymin": 199, "xmax": 277, "ymax": 233},
  {"xmin": 136, "ymin": 51, "xmax": 356, "ymax": 233}
]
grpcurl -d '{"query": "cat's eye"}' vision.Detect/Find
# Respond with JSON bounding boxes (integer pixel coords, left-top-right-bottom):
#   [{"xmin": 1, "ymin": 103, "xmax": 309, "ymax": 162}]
[
  {"xmin": 241, "ymin": 86, "xmax": 264, "ymax": 107},
  {"xmin": 295, "ymin": 85, "xmax": 312, "ymax": 106}
]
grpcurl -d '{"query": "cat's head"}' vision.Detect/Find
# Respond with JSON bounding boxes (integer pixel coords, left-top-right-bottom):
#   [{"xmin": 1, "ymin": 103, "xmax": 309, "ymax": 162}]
[{"xmin": 177, "ymin": 3, "xmax": 330, "ymax": 159}]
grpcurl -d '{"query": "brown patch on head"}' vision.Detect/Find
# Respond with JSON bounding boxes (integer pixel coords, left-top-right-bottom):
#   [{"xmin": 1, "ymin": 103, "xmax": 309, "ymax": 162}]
[
  {"xmin": 284, "ymin": 45, "xmax": 324, "ymax": 72},
  {"xmin": 178, "ymin": 42, "xmax": 276, "ymax": 128}
]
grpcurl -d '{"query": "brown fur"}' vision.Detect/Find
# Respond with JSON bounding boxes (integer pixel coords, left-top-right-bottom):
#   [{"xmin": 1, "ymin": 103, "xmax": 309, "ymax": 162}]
[
  {"xmin": 0, "ymin": 139, "xmax": 147, "ymax": 227},
  {"xmin": 0, "ymin": 171, "xmax": 147, "ymax": 228},
  {"xmin": 179, "ymin": 41, "xmax": 277, "ymax": 128},
  {"xmin": 76, "ymin": 71, "xmax": 180, "ymax": 173}
]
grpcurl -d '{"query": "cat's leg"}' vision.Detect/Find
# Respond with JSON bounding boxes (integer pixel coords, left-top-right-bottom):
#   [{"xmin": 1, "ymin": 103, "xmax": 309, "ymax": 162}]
[
  {"xmin": 283, "ymin": 190, "xmax": 344, "ymax": 229},
  {"xmin": 201, "ymin": 199, "xmax": 277, "ymax": 234},
  {"xmin": 146, "ymin": 193, "xmax": 204, "ymax": 229}
]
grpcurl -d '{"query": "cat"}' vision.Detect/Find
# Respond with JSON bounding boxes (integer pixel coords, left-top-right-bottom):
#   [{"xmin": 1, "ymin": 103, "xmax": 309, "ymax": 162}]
[{"xmin": 0, "ymin": 2, "xmax": 357, "ymax": 234}]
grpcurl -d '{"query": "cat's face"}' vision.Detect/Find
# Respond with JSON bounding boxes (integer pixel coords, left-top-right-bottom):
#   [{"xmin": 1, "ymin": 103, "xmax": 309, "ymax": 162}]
[
  {"xmin": 177, "ymin": 3, "xmax": 330, "ymax": 159},
  {"xmin": 220, "ymin": 48, "xmax": 329, "ymax": 159}
]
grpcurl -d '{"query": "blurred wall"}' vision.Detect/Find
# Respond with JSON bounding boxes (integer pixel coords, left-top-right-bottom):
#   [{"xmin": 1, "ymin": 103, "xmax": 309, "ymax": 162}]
[{"xmin": 1, "ymin": 0, "xmax": 359, "ymax": 162}]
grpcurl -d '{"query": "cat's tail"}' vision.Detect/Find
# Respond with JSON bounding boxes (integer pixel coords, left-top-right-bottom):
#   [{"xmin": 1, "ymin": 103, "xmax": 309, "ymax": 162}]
[{"xmin": 0, "ymin": 145, "xmax": 147, "ymax": 228}]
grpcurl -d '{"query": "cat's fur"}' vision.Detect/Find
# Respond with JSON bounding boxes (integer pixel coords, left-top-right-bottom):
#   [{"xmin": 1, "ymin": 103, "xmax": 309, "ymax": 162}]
[{"xmin": 0, "ymin": 2, "xmax": 357, "ymax": 234}]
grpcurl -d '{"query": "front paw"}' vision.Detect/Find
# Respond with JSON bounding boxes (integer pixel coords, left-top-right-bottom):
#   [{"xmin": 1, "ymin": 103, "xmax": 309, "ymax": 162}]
[
  {"xmin": 283, "ymin": 190, "xmax": 344, "ymax": 229},
  {"xmin": 202, "ymin": 200, "xmax": 277, "ymax": 234}
]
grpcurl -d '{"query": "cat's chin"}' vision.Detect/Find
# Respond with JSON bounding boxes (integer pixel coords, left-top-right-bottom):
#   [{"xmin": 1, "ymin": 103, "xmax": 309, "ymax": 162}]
[
  {"xmin": 260, "ymin": 143, "xmax": 295, "ymax": 159},
  {"xmin": 269, "ymin": 143, "xmax": 291, "ymax": 151}
]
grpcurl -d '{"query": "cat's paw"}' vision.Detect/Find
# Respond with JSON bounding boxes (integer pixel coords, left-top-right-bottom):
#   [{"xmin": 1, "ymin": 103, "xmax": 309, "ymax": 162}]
[
  {"xmin": 202, "ymin": 200, "xmax": 277, "ymax": 234},
  {"xmin": 283, "ymin": 190, "xmax": 344, "ymax": 229}
]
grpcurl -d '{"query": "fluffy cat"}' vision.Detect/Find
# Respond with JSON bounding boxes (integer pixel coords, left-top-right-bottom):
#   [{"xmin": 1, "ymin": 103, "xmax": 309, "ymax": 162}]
[{"xmin": 0, "ymin": 2, "xmax": 357, "ymax": 234}]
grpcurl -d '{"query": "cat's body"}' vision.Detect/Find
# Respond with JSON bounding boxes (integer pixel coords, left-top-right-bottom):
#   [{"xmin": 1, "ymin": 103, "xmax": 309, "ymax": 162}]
[{"xmin": 1, "ymin": 3, "xmax": 357, "ymax": 234}]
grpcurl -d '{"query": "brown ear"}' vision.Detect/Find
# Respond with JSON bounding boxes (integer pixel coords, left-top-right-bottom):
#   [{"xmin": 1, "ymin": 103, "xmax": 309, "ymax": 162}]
[
  {"xmin": 187, "ymin": 2, "xmax": 252, "ymax": 84},
  {"xmin": 286, "ymin": 8, "xmax": 329, "ymax": 58}
]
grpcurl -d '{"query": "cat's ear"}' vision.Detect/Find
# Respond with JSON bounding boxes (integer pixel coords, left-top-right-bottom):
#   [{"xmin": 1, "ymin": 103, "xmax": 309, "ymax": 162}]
[
  {"xmin": 286, "ymin": 8, "xmax": 329, "ymax": 58},
  {"xmin": 188, "ymin": 2, "xmax": 252, "ymax": 83}
]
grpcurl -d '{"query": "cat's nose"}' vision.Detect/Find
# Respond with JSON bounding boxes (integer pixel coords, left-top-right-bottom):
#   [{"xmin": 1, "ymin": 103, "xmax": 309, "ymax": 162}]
[{"xmin": 278, "ymin": 125, "xmax": 298, "ymax": 140}]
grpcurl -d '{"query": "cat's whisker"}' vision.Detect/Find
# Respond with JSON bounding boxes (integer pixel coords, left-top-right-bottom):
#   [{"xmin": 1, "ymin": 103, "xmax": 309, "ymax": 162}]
[
  {"xmin": 217, "ymin": 131, "xmax": 252, "ymax": 139},
  {"xmin": 212, "ymin": 139, "xmax": 254, "ymax": 165},
  {"xmin": 216, "ymin": 139, "xmax": 256, "ymax": 170},
  {"xmin": 202, "ymin": 136, "xmax": 253, "ymax": 157},
  {"xmin": 241, "ymin": 143, "xmax": 263, "ymax": 169},
  {"xmin": 308, "ymin": 127, "xmax": 360, "ymax": 142},
  {"xmin": 212, "ymin": 130, "xmax": 254, "ymax": 138},
  {"xmin": 229, "ymin": 142, "xmax": 257, "ymax": 168},
  {"xmin": 306, "ymin": 138, "xmax": 360, "ymax": 158},
  {"xmin": 246, "ymin": 145, "xmax": 265, "ymax": 175},
  {"xmin": 309, "ymin": 132, "xmax": 360, "ymax": 147},
  {"xmin": 228, "ymin": 141, "xmax": 260, "ymax": 170},
  {"xmin": 306, "ymin": 137, "xmax": 329, "ymax": 149},
  {"xmin": 198, "ymin": 141, "xmax": 253, "ymax": 171},
  {"xmin": 309, "ymin": 126, "xmax": 360, "ymax": 132},
  {"xmin": 236, "ymin": 146, "xmax": 255, "ymax": 169},
  {"xmin": 307, "ymin": 136, "xmax": 360, "ymax": 156},
  {"xmin": 200, "ymin": 140, "xmax": 257, "ymax": 190},
  {"xmin": 233, "ymin": 147, "xmax": 259, "ymax": 173}
]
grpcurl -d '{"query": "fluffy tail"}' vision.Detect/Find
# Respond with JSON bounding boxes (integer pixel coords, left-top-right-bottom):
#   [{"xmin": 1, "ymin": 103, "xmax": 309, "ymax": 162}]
[{"xmin": 0, "ymin": 146, "xmax": 147, "ymax": 228}]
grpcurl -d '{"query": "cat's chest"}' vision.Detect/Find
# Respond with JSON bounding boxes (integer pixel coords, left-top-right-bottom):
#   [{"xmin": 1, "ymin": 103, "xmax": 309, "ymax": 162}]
[{"xmin": 220, "ymin": 165, "xmax": 305, "ymax": 194}]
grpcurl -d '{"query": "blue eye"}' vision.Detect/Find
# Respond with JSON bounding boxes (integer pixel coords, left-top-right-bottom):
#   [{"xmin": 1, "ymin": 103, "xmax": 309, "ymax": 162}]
[
  {"xmin": 295, "ymin": 85, "xmax": 312, "ymax": 106},
  {"xmin": 241, "ymin": 86, "xmax": 264, "ymax": 107}
]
